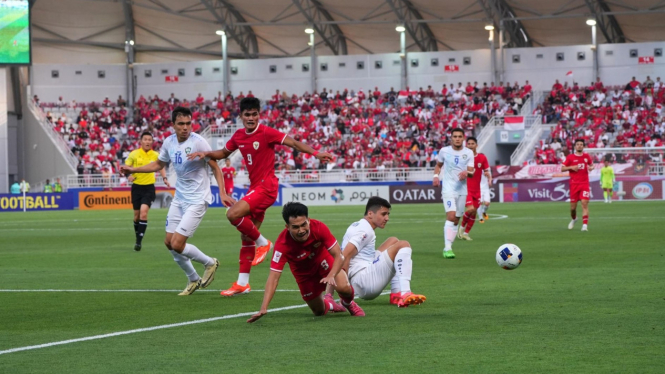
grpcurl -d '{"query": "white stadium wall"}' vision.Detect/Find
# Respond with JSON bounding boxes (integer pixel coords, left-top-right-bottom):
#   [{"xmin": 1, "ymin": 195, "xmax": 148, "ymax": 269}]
[{"xmin": 31, "ymin": 41, "xmax": 665, "ymax": 103}]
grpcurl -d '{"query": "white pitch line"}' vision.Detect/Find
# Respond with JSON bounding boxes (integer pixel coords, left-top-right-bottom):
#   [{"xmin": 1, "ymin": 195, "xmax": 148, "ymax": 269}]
[
  {"xmin": 0, "ymin": 289, "xmax": 299, "ymax": 293},
  {"xmin": 0, "ymin": 291, "xmax": 389, "ymax": 356}
]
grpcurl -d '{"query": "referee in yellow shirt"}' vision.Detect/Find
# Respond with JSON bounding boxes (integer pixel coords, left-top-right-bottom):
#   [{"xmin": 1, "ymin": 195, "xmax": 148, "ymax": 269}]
[{"xmin": 126, "ymin": 132, "xmax": 170, "ymax": 251}]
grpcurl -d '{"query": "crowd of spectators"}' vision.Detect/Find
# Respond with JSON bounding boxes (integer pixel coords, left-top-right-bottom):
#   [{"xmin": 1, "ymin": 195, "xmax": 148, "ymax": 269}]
[
  {"xmin": 36, "ymin": 80, "xmax": 533, "ymax": 176},
  {"xmin": 531, "ymin": 76, "xmax": 664, "ymax": 165}
]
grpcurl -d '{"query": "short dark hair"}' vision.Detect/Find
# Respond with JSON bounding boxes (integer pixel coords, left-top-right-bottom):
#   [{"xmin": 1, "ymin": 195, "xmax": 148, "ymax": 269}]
[
  {"xmin": 140, "ymin": 131, "xmax": 153, "ymax": 140},
  {"xmin": 240, "ymin": 97, "xmax": 261, "ymax": 113},
  {"xmin": 574, "ymin": 138, "xmax": 585, "ymax": 146},
  {"xmin": 171, "ymin": 106, "xmax": 192, "ymax": 123},
  {"xmin": 451, "ymin": 128, "xmax": 465, "ymax": 136},
  {"xmin": 364, "ymin": 196, "xmax": 391, "ymax": 215},
  {"xmin": 466, "ymin": 136, "xmax": 477, "ymax": 144},
  {"xmin": 282, "ymin": 202, "xmax": 309, "ymax": 224}
]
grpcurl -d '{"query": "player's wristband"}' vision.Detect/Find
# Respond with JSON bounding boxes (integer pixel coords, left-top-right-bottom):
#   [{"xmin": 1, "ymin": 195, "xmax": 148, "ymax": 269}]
[
  {"xmin": 433, "ymin": 174, "xmax": 439, "ymax": 179},
  {"xmin": 312, "ymin": 151, "xmax": 320, "ymax": 157}
]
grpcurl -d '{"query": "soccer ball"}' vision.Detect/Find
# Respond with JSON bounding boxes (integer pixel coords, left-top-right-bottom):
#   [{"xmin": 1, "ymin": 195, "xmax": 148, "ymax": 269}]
[{"xmin": 496, "ymin": 244, "xmax": 522, "ymax": 270}]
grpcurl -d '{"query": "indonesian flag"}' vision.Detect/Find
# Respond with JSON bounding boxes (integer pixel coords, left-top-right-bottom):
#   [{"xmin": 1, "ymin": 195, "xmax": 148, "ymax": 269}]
[
  {"xmin": 504, "ymin": 116, "xmax": 525, "ymax": 130},
  {"xmin": 398, "ymin": 90, "xmax": 418, "ymax": 99},
  {"xmin": 656, "ymin": 103, "xmax": 663, "ymax": 114},
  {"xmin": 566, "ymin": 71, "xmax": 573, "ymax": 76}
]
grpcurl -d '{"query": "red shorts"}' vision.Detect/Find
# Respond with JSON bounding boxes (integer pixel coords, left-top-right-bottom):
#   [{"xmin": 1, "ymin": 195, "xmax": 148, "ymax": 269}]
[
  {"xmin": 225, "ymin": 183, "xmax": 233, "ymax": 196},
  {"xmin": 465, "ymin": 194, "xmax": 480, "ymax": 209},
  {"xmin": 294, "ymin": 254, "xmax": 333, "ymax": 301},
  {"xmin": 242, "ymin": 184, "xmax": 278, "ymax": 223},
  {"xmin": 570, "ymin": 183, "xmax": 590, "ymax": 203}
]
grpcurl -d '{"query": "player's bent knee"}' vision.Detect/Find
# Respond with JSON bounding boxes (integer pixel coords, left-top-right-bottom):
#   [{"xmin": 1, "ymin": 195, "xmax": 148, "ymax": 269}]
[{"xmin": 398, "ymin": 245, "xmax": 412, "ymax": 255}]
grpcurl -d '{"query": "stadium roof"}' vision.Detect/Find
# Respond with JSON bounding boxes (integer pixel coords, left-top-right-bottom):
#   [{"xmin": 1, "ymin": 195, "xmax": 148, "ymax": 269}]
[{"xmin": 32, "ymin": 0, "xmax": 665, "ymax": 63}]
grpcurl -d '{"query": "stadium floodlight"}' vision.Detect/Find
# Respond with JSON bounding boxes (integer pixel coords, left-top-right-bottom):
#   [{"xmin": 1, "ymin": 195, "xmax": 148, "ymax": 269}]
[
  {"xmin": 215, "ymin": 30, "xmax": 225, "ymax": 36},
  {"xmin": 305, "ymin": 28, "xmax": 314, "ymax": 34},
  {"xmin": 395, "ymin": 25, "xmax": 406, "ymax": 33},
  {"xmin": 586, "ymin": 19, "xmax": 596, "ymax": 26},
  {"xmin": 484, "ymin": 25, "xmax": 494, "ymax": 31}
]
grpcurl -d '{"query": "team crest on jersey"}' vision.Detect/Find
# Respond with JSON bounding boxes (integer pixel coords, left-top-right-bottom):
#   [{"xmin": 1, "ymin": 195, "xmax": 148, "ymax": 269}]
[
  {"xmin": 462, "ymin": 154, "xmax": 468, "ymax": 160},
  {"xmin": 313, "ymin": 242, "xmax": 321, "ymax": 248},
  {"xmin": 478, "ymin": 162, "xmax": 482, "ymax": 168},
  {"xmin": 185, "ymin": 147, "xmax": 192, "ymax": 154},
  {"xmin": 253, "ymin": 141, "xmax": 260, "ymax": 150}
]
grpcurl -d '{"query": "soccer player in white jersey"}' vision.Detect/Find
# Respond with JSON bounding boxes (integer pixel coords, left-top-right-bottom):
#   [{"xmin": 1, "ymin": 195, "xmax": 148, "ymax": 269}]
[
  {"xmin": 478, "ymin": 170, "xmax": 492, "ymax": 223},
  {"xmin": 121, "ymin": 107, "xmax": 235, "ymax": 295},
  {"xmin": 336, "ymin": 196, "xmax": 426, "ymax": 308},
  {"xmin": 433, "ymin": 128, "xmax": 475, "ymax": 259}
]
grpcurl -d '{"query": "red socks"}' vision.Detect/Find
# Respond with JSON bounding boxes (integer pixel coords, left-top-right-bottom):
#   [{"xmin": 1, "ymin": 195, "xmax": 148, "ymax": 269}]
[
  {"xmin": 239, "ymin": 240, "xmax": 255, "ymax": 273},
  {"xmin": 339, "ymin": 285, "xmax": 355, "ymax": 306},
  {"xmin": 231, "ymin": 217, "xmax": 260, "ymax": 242},
  {"xmin": 464, "ymin": 212, "xmax": 476, "ymax": 233},
  {"xmin": 582, "ymin": 215, "xmax": 588, "ymax": 225}
]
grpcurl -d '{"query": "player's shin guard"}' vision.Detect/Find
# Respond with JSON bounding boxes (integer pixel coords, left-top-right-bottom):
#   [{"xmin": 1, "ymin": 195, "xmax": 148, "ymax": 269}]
[
  {"xmin": 583, "ymin": 215, "xmax": 588, "ymax": 225},
  {"xmin": 136, "ymin": 220, "xmax": 148, "ymax": 244},
  {"xmin": 182, "ymin": 243, "xmax": 213, "ymax": 266},
  {"xmin": 170, "ymin": 250, "xmax": 200, "ymax": 282},
  {"xmin": 444, "ymin": 221, "xmax": 456, "ymax": 249},
  {"xmin": 461, "ymin": 213, "xmax": 469, "ymax": 228},
  {"xmin": 231, "ymin": 217, "xmax": 261, "ymax": 242},
  {"xmin": 238, "ymin": 241, "xmax": 255, "ymax": 284},
  {"xmin": 395, "ymin": 247, "xmax": 413, "ymax": 294},
  {"xmin": 339, "ymin": 285, "xmax": 355, "ymax": 306},
  {"xmin": 465, "ymin": 213, "xmax": 476, "ymax": 233}
]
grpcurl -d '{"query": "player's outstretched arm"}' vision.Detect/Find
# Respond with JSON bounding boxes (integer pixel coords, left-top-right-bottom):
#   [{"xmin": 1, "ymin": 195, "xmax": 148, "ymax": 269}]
[
  {"xmin": 320, "ymin": 243, "xmax": 345, "ymax": 286},
  {"xmin": 433, "ymin": 162, "xmax": 443, "ymax": 187},
  {"xmin": 282, "ymin": 136, "xmax": 334, "ymax": 163},
  {"xmin": 187, "ymin": 148, "xmax": 231, "ymax": 161},
  {"xmin": 247, "ymin": 271, "xmax": 281, "ymax": 323},
  {"xmin": 120, "ymin": 160, "xmax": 167, "ymax": 175},
  {"xmin": 208, "ymin": 159, "xmax": 236, "ymax": 207}
]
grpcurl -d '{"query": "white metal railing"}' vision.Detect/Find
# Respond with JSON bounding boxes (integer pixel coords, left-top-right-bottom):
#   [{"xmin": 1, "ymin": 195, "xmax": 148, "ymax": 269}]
[
  {"xmin": 27, "ymin": 93, "xmax": 79, "ymax": 171},
  {"xmin": 649, "ymin": 162, "xmax": 664, "ymax": 175},
  {"xmin": 61, "ymin": 167, "xmax": 435, "ymax": 189},
  {"xmin": 520, "ymin": 90, "xmax": 546, "ymax": 117},
  {"xmin": 510, "ymin": 116, "xmax": 544, "ymax": 166},
  {"xmin": 477, "ymin": 116, "xmax": 503, "ymax": 153},
  {"xmin": 65, "ymin": 174, "xmax": 171, "ymax": 189},
  {"xmin": 200, "ymin": 123, "xmax": 241, "ymax": 140}
]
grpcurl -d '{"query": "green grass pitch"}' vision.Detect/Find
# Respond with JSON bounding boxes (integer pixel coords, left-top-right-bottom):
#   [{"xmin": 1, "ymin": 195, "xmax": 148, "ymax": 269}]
[{"xmin": 0, "ymin": 202, "xmax": 663, "ymax": 373}]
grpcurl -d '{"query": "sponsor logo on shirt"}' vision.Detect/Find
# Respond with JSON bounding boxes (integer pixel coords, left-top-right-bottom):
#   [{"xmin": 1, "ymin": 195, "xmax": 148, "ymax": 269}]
[
  {"xmin": 313, "ymin": 242, "xmax": 321, "ymax": 248},
  {"xmin": 297, "ymin": 252, "xmax": 308, "ymax": 259}
]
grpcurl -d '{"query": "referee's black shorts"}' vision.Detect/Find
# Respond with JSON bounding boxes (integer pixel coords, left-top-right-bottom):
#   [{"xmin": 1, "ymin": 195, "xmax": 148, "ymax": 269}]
[{"xmin": 131, "ymin": 184, "xmax": 156, "ymax": 210}]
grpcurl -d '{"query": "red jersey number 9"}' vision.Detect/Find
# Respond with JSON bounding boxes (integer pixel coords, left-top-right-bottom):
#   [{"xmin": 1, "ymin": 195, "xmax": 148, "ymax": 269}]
[{"xmin": 247, "ymin": 154, "xmax": 253, "ymax": 165}]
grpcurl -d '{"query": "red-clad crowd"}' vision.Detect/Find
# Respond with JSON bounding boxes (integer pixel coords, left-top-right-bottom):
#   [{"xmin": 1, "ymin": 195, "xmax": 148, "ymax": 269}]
[
  {"xmin": 35, "ymin": 81, "xmax": 534, "ymax": 176},
  {"xmin": 532, "ymin": 76, "xmax": 664, "ymax": 165}
]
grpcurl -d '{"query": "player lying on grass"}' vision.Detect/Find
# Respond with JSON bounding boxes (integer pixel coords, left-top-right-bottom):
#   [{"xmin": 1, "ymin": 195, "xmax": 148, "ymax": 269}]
[
  {"xmin": 247, "ymin": 202, "xmax": 364, "ymax": 323},
  {"xmin": 333, "ymin": 196, "xmax": 426, "ymax": 308}
]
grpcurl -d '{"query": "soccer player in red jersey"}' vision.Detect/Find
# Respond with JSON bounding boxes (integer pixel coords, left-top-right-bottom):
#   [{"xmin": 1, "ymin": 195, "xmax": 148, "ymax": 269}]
[
  {"xmin": 246, "ymin": 202, "xmax": 365, "ymax": 323},
  {"xmin": 220, "ymin": 159, "xmax": 236, "ymax": 197},
  {"xmin": 458, "ymin": 137, "xmax": 491, "ymax": 240},
  {"xmin": 188, "ymin": 98, "xmax": 333, "ymax": 296},
  {"xmin": 562, "ymin": 139, "xmax": 594, "ymax": 231}
]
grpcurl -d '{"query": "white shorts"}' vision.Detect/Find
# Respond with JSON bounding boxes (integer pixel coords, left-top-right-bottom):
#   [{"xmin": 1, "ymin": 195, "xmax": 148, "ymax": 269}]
[
  {"xmin": 443, "ymin": 194, "xmax": 466, "ymax": 217},
  {"xmin": 480, "ymin": 188, "xmax": 490, "ymax": 203},
  {"xmin": 349, "ymin": 251, "xmax": 395, "ymax": 300},
  {"xmin": 165, "ymin": 198, "xmax": 208, "ymax": 237}
]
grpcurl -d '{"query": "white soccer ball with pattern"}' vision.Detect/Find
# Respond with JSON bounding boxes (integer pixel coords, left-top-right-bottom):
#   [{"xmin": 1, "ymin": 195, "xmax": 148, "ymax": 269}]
[{"xmin": 496, "ymin": 244, "xmax": 522, "ymax": 270}]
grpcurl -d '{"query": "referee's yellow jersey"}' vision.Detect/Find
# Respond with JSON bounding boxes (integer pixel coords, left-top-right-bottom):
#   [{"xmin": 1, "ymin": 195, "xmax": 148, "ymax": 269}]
[{"xmin": 125, "ymin": 149, "xmax": 160, "ymax": 185}]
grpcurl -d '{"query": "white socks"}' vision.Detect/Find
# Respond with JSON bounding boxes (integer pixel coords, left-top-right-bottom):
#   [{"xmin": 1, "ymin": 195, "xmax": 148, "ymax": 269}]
[
  {"xmin": 444, "ymin": 221, "xmax": 457, "ymax": 250},
  {"xmin": 170, "ymin": 250, "xmax": 200, "ymax": 282},
  {"xmin": 255, "ymin": 235, "xmax": 268, "ymax": 248},
  {"xmin": 394, "ymin": 247, "xmax": 413, "ymax": 295},
  {"xmin": 181, "ymin": 243, "xmax": 214, "ymax": 266},
  {"xmin": 237, "ymin": 273, "xmax": 250, "ymax": 286}
]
